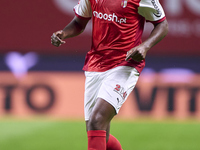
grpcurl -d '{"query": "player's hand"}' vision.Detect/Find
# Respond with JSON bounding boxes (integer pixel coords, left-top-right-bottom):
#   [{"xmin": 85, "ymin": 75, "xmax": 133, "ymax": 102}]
[
  {"xmin": 51, "ymin": 30, "xmax": 66, "ymax": 47},
  {"xmin": 125, "ymin": 45, "xmax": 148, "ymax": 62}
]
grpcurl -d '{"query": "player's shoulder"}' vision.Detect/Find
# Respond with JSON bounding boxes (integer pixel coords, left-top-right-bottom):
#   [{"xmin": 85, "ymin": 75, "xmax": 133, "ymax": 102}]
[{"xmin": 137, "ymin": 0, "xmax": 165, "ymax": 21}]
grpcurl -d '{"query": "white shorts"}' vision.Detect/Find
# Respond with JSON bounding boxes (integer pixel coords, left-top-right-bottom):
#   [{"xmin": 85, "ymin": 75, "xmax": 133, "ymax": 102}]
[{"xmin": 84, "ymin": 66, "xmax": 140, "ymax": 121}]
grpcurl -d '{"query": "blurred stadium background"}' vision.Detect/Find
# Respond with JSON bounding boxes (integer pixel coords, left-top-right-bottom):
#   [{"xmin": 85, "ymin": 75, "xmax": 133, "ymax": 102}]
[{"xmin": 0, "ymin": 0, "xmax": 200, "ymax": 150}]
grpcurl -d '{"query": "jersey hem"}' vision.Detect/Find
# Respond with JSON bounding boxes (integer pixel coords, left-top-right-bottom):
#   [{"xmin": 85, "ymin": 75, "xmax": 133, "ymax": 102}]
[{"xmin": 82, "ymin": 60, "xmax": 145, "ymax": 74}]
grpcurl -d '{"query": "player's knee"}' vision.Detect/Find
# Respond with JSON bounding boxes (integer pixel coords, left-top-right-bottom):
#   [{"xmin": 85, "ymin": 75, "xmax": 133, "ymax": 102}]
[
  {"xmin": 88, "ymin": 112, "xmax": 106, "ymax": 130},
  {"xmin": 88, "ymin": 98, "xmax": 116, "ymax": 130}
]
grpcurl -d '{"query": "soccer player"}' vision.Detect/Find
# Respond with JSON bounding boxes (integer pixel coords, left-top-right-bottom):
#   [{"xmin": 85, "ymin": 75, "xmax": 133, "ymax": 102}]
[{"xmin": 51, "ymin": 0, "xmax": 168, "ymax": 149}]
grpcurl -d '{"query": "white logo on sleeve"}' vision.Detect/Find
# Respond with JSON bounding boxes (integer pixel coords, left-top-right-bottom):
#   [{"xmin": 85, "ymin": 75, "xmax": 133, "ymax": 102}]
[
  {"xmin": 93, "ymin": 11, "xmax": 126, "ymax": 24},
  {"xmin": 151, "ymin": 0, "xmax": 162, "ymax": 17}
]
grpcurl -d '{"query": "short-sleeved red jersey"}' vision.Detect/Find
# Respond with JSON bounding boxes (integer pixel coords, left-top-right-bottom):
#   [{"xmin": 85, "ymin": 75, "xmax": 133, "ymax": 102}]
[{"xmin": 74, "ymin": 0, "xmax": 166, "ymax": 73}]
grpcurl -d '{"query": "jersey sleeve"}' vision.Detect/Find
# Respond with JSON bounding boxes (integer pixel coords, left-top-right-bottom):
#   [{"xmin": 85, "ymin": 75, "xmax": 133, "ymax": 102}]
[
  {"xmin": 138, "ymin": 0, "xmax": 166, "ymax": 23},
  {"xmin": 74, "ymin": 0, "xmax": 92, "ymax": 19}
]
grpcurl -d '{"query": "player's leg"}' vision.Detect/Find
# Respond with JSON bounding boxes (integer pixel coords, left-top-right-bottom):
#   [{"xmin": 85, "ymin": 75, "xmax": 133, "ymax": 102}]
[
  {"xmin": 84, "ymin": 66, "xmax": 139, "ymax": 150},
  {"xmin": 86, "ymin": 98, "xmax": 123, "ymax": 150},
  {"xmin": 86, "ymin": 119, "xmax": 122, "ymax": 150},
  {"xmin": 106, "ymin": 122, "xmax": 111, "ymax": 142},
  {"xmin": 87, "ymin": 97, "xmax": 116, "ymax": 131},
  {"xmin": 86, "ymin": 97, "xmax": 116, "ymax": 150},
  {"xmin": 106, "ymin": 134, "xmax": 123, "ymax": 150},
  {"xmin": 106, "ymin": 123, "xmax": 123, "ymax": 150}
]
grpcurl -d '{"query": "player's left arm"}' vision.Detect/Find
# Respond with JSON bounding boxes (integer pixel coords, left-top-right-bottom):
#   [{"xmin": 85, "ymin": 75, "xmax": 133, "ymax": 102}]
[
  {"xmin": 126, "ymin": 19, "xmax": 168, "ymax": 62},
  {"xmin": 126, "ymin": 0, "xmax": 168, "ymax": 62}
]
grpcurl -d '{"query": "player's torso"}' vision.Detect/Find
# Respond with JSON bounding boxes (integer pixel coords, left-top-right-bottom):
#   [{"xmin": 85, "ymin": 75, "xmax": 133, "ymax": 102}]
[
  {"xmin": 83, "ymin": 0, "xmax": 145, "ymax": 72},
  {"xmin": 89, "ymin": 0, "xmax": 144, "ymax": 51},
  {"xmin": 82, "ymin": 0, "xmax": 164, "ymax": 72}
]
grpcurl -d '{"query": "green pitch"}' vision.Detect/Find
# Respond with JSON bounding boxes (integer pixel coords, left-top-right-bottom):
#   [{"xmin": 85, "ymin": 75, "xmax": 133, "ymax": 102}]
[{"xmin": 0, "ymin": 119, "xmax": 200, "ymax": 150}]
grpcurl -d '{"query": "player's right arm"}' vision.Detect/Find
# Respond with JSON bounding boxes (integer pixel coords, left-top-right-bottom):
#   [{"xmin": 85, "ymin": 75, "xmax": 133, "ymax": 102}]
[
  {"xmin": 51, "ymin": 16, "xmax": 90, "ymax": 47},
  {"xmin": 51, "ymin": 0, "xmax": 92, "ymax": 47}
]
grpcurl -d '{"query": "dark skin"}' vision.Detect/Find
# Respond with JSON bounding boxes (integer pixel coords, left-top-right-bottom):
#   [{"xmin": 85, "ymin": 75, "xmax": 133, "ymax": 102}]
[
  {"xmin": 51, "ymin": 17, "xmax": 90, "ymax": 47},
  {"xmin": 126, "ymin": 19, "xmax": 168, "ymax": 62},
  {"xmin": 51, "ymin": 16, "xmax": 168, "ymax": 142}
]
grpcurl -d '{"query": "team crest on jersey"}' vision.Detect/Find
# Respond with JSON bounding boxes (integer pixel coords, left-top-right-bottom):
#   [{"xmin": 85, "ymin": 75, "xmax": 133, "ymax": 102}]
[{"xmin": 121, "ymin": 0, "xmax": 128, "ymax": 8}]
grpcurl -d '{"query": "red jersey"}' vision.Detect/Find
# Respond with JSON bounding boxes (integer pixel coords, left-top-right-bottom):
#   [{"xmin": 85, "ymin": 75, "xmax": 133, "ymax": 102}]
[{"xmin": 74, "ymin": 0, "xmax": 166, "ymax": 73}]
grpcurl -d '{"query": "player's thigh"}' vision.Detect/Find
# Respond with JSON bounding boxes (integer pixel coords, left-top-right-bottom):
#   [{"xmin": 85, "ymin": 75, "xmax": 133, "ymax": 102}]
[
  {"xmin": 90, "ymin": 97, "xmax": 116, "ymax": 122},
  {"xmin": 87, "ymin": 98, "xmax": 116, "ymax": 130}
]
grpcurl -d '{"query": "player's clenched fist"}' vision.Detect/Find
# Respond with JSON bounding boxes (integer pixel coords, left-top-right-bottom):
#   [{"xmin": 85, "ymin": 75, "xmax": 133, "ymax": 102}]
[
  {"xmin": 125, "ymin": 45, "xmax": 148, "ymax": 62},
  {"xmin": 51, "ymin": 30, "xmax": 66, "ymax": 47}
]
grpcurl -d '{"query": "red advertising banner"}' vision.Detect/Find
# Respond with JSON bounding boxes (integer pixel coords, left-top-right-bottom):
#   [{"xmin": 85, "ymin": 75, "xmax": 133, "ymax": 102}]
[{"xmin": 0, "ymin": 0, "xmax": 200, "ymax": 56}]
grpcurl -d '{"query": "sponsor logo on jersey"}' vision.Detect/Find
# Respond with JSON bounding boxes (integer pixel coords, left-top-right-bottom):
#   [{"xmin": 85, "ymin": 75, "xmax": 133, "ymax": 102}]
[
  {"xmin": 121, "ymin": 0, "xmax": 128, "ymax": 8},
  {"xmin": 93, "ymin": 11, "xmax": 126, "ymax": 24},
  {"xmin": 151, "ymin": 0, "xmax": 162, "ymax": 17}
]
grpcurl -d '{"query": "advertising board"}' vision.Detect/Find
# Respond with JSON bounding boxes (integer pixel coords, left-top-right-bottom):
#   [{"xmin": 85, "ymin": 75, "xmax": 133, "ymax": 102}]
[
  {"xmin": 0, "ymin": 0, "xmax": 199, "ymax": 55},
  {"xmin": 0, "ymin": 72, "xmax": 200, "ymax": 120}
]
